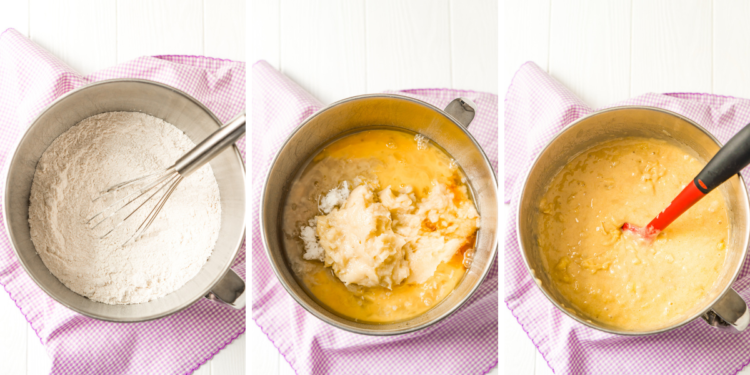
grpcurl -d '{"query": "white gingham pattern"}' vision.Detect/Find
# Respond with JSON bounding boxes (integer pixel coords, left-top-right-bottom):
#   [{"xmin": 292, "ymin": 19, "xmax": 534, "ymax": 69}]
[
  {"xmin": 506, "ymin": 62, "xmax": 750, "ymax": 374},
  {"xmin": 251, "ymin": 60, "xmax": 498, "ymax": 375},
  {"xmin": 0, "ymin": 29, "xmax": 245, "ymax": 375}
]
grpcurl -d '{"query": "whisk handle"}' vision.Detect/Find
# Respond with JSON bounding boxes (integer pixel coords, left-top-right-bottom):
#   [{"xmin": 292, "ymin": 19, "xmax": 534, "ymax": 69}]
[{"xmin": 174, "ymin": 112, "xmax": 246, "ymax": 176}]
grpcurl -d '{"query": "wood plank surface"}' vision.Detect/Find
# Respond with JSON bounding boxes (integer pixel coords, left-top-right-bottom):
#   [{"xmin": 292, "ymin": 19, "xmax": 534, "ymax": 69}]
[
  {"xmin": 117, "ymin": 0, "xmax": 204, "ymax": 63},
  {"xmin": 30, "ymin": 0, "xmax": 117, "ymax": 76},
  {"xmin": 279, "ymin": 0, "xmax": 366, "ymax": 105},
  {"xmin": 365, "ymin": 0, "xmax": 452, "ymax": 93},
  {"xmin": 204, "ymin": 0, "xmax": 246, "ymax": 61},
  {"xmin": 549, "ymin": 0, "xmax": 631, "ymax": 108},
  {"xmin": 714, "ymin": 0, "xmax": 750, "ymax": 98},
  {"xmin": 450, "ymin": 0, "xmax": 499, "ymax": 94},
  {"xmin": 631, "ymin": 0, "xmax": 712, "ymax": 96}
]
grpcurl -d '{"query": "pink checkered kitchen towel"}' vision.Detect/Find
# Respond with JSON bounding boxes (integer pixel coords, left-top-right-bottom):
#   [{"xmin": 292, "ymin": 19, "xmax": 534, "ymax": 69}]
[
  {"xmin": 251, "ymin": 60, "xmax": 498, "ymax": 374},
  {"xmin": 505, "ymin": 61, "xmax": 750, "ymax": 374},
  {"xmin": 0, "ymin": 29, "xmax": 245, "ymax": 375}
]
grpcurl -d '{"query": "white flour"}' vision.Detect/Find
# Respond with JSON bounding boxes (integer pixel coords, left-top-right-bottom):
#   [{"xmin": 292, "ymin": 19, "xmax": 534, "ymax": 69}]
[{"xmin": 28, "ymin": 112, "xmax": 222, "ymax": 305}]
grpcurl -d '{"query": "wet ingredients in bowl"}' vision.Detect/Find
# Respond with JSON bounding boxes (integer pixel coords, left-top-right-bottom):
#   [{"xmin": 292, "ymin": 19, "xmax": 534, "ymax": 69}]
[
  {"xmin": 28, "ymin": 112, "xmax": 222, "ymax": 305},
  {"xmin": 283, "ymin": 129, "xmax": 480, "ymax": 323},
  {"xmin": 535, "ymin": 137, "xmax": 728, "ymax": 331}
]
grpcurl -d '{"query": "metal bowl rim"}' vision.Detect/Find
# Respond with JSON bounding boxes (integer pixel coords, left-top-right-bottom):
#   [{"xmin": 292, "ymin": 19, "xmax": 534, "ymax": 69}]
[
  {"xmin": 259, "ymin": 93, "xmax": 498, "ymax": 336},
  {"xmin": 2, "ymin": 78, "xmax": 246, "ymax": 322}
]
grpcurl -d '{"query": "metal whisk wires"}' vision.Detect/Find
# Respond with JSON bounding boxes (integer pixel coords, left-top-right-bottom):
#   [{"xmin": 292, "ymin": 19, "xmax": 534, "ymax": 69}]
[
  {"xmin": 87, "ymin": 168, "xmax": 183, "ymax": 246},
  {"xmin": 86, "ymin": 112, "xmax": 245, "ymax": 246}
]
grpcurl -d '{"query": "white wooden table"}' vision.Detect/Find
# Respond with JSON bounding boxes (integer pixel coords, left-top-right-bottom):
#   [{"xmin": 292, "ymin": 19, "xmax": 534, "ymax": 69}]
[
  {"xmin": 250, "ymin": 0, "xmax": 498, "ymax": 373},
  {"xmin": 0, "ymin": 1, "xmax": 245, "ymax": 374},
  {"xmin": 504, "ymin": 0, "xmax": 750, "ymax": 373}
]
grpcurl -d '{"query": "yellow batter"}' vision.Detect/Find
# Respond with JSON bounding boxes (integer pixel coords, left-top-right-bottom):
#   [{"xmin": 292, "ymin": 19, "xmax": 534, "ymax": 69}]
[
  {"xmin": 282, "ymin": 129, "xmax": 478, "ymax": 323},
  {"xmin": 535, "ymin": 138, "xmax": 728, "ymax": 331}
]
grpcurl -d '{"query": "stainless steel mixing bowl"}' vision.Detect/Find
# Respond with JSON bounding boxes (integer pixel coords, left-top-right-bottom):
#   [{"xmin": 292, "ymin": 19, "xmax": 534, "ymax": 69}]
[
  {"xmin": 3, "ymin": 79, "xmax": 246, "ymax": 322},
  {"xmin": 260, "ymin": 94, "xmax": 499, "ymax": 335},
  {"xmin": 517, "ymin": 106, "xmax": 750, "ymax": 335}
]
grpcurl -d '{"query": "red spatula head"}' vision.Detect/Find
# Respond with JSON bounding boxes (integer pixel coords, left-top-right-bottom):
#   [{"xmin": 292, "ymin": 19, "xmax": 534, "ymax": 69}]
[
  {"xmin": 621, "ymin": 222, "xmax": 660, "ymax": 242},
  {"xmin": 622, "ymin": 121, "xmax": 750, "ymax": 241},
  {"xmin": 621, "ymin": 180, "xmax": 706, "ymax": 241}
]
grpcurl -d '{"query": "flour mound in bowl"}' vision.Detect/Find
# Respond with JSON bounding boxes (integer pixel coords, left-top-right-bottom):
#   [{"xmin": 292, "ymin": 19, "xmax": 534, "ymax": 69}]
[{"xmin": 28, "ymin": 112, "xmax": 222, "ymax": 305}]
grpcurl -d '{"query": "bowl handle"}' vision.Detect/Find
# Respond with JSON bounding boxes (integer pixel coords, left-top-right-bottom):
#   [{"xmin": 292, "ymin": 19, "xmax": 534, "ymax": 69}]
[
  {"xmin": 205, "ymin": 269, "xmax": 246, "ymax": 309},
  {"xmin": 444, "ymin": 98, "xmax": 477, "ymax": 128},
  {"xmin": 702, "ymin": 287, "xmax": 749, "ymax": 333}
]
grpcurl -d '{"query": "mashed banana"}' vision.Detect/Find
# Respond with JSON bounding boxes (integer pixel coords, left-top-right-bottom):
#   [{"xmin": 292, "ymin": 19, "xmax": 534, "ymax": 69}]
[
  {"xmin": 304, "ymin": 182, "xmax": 479, "ymax": 289},
  {"xmin": 381, "ymin": 183, "xmax": 480, "ymax": 284},
  {"xmin": 313, "ymin": 185, "xmax": 410, "ymax": 288},
  {"xmin": 536, "ymin": 138, "xmax": 728, "ymax": 331}
]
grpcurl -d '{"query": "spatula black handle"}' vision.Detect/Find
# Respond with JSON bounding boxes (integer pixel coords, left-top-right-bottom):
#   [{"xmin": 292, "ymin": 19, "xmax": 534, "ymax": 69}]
[{"xmin": 695, "ymin": 123, "xmax": 750, "ymax": 194}]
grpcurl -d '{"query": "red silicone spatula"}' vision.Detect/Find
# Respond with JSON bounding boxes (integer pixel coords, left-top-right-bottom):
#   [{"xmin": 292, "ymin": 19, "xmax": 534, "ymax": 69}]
[{"xmin": 622, "ymin": 124, "xmax": 750, "ymax": 241}]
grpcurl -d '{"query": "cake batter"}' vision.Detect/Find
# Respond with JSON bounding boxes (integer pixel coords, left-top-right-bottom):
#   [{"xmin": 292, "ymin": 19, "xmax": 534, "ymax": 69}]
[{"xmin": 535, "ymin": 138, "xmax": 728, "ymax": 331}]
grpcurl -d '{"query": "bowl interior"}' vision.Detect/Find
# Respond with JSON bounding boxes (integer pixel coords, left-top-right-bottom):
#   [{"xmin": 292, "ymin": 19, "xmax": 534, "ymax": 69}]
[
  {"xmin": 517, "ymin": 107, "xmax": 750, "ymax": 334},
  {"xmin": 3, "ymin": 79, "xmax": 246, "ymax": 321},
  {"xmin": 261, "ymin": 94, "xmax": 498, "ymax": 335}
]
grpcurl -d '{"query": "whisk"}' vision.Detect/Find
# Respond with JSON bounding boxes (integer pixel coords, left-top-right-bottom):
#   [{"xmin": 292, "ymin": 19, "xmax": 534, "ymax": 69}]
[{"xmin": 87, "ymin": 112, "xmax": 245, "ymax": 246}]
